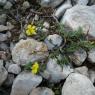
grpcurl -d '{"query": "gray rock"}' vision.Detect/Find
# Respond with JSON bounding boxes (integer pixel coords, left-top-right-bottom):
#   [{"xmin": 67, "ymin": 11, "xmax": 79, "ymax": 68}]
[
  {"xmin": 5, "ymin": 60, "xmax": 14, "ymax": 70},
  {"xmin": 62, "ymin": 73, "xmax": 95, "ymax": 95},
  {"xmin": 75, "ymin": 66, "xmax": 89, "ymax": 77},
  {"xmin": 6, "ymin": 31, "xmax": 12, "ymax": 38},
  {"xmin": 88, "ymin": 70, "xmax": 95, "ymax": 83},
  {"xmin": 0, "ymin": 60, "xmax": 8, "ymax": 86},
  {"xmin": 0, "ymin": 33, "xmax": 8, "ymax": 42},
  {"xmin": 61, "ymin": 5, "xmax": 95, "ymax": 38},
  {"xmin": 3, "ymin": 1, "xmax": 13, "ymax": 9},
  {"xmin": 34, "ymin": 15, "xmax": 39, "ymax": 21},
  {"xmin": 29, "ymin": 87, "xmax": 54, "ymax": 95},
  {"xmin": 10, "ymin": 42, "xmax": 15, "ymax": 51},
  {"xmin": 11, "ymin": 72, "xmax": 42, "ymax": 95},
  {"xmin": 12, "ymin": 39, "xmax": 48, "ymax": 65},
  {"xmin": 54, "ymin": 0, "xmax": 72, "ymax": 18},
  {"xmin": 0, "ymin": 14, "xmax": 7, "ymax": 24},
  {"xmin": 19, "ymin": 32, "xmax": 27, "ymax": 40},
  {"xmin": 72, "ymin": 0, "xmax": 89, "ymax": 5},
  {"xmin": 69, "ymin": 48, "xmax": 87, "ymax": 66},
  {"xmin": 0, "ymin": 25, "xmax": 9, "ymax": 32},
  {"xmin": 0, "ymin": 0, "xmax": 7, "ymax": 6},
  {"xmin": 0, "ymin": 43, "xmax": 9, "ymax": 50},
  {"xmin": 45, "ymin": 34, "xmax": 63, "ymax": 50},
  {"xmin": 41, "ymin": 58, "xmax": 73, "ymax": 83},
  {"xmin": 0, "ymin": 31, "xmax": 11, "ymax": 42},
  {"xmin": 22, "ymin": 1, "xmax": 30, "ymax": 9},
  {"xmin": 8, "ymin": 64, "xmax": 21, "ymax": 74},
  {"xmin": 0, "ymin": 24, "xmax": 14, "ymax": 32},
  {"xmin": 88, "ymin": 48, "xmax": 95, "ymax": 63},
  {"xmin": 39, "ymin": 0, "xmax": 64, "ymax": 7}
]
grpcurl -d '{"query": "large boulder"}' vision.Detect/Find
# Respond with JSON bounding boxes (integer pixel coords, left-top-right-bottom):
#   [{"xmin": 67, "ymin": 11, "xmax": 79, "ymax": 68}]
[
  {"xmin": 62, "ymin": 73, "xmax": 95, "ymax": 95},
  {"xmin": 61, "ymin": 5, "xmax": 95, "ymax": 39},
  {"xmin": 10, "ymin": 72, "xmax": 42, "ymax": 95},
  {"xmin": 12, "ymin": 39, "xmax": 48, "ymax": 65}
]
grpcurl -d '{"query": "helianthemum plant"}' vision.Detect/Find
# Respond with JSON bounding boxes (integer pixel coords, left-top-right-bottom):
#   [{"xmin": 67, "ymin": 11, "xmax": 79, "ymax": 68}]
[{"xmin": 25, "ymin": 24, "xmax": 37, "ymax": 36}]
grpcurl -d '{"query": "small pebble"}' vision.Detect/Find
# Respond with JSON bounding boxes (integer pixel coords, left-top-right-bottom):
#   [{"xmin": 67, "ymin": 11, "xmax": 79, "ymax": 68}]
[
  {"xmin": 22, "ymin": 1, "xmax": 30, "ymax": 9},
  {"xmin": 43, "ymin": 22, "xmax": 50, "ymax": 29}
]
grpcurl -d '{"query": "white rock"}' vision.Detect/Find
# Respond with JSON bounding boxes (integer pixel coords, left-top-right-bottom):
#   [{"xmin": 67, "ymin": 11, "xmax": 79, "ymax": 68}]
[
  {"xmin": 34, "ymin": 15, "xmax": 39, "ymax": 21},
  {"xmin": 11, "ymin": 72, "xmax": 42, "ymax": 95},
  {"xmin": 45, "ymin": 34, "xmax": 63, "ymax": 50},
  {"xmin": 75, "ymin": 66, "xmax": 89, "ymax": 77},
  {"xmin": 22, "ymin": 1, "xmax": 30, "ymax": 9},
  {"xmin": 73, "ymin": 0, "xmax": 89, "ymax": 5},
  {"xmin": 62, "ymin": 73, "xmax": 95, "ymax": 95},
  {"xmin": 4, "ymin": 1, "xmax": 13, "ymax": 9},
  {"xmin": 0, "ymin": 33, "xmax": 8, "ymax": 42},
  {"xmin": 88, "ymin": 48, "xmax": 95, "ymax": 63},
  {"xmin": 39, "ymin": 0, "xmax": 64, "ymax": 7},
  {"xmin": 61, "ymin": 5, "xmax": 95, "ymax": 38},
  {"xmin": 0, "ymin": 24, "xmax": 14, "ymax": 32},
  {"xmin": 30, "ymin": 87, "xmax": 54, "ymax": 95},
  {"xmin": 69, "ymin": 48, "xmax": 87, "ymax": 66},
  {"xmin": 12, "ymin": 39, "xmax": 48, "ymax": 65},
  {"xmin": 0, "ymin": 0, "xmax": 7, "ymax": 6},
  {"xmin": 42, "ymin": 58, "xmax": 73, "ymax": 83},
  {"xmin": 54, "ymin": 0, "xmax": 72, "ymax": 18},
  {"xmin": 0, "ymin": 25, "xmax": 8, "ymax": 32},
  {"xmin": 43, "ymin": 22, "xmax": 50, "ymax": 29},
  {"xmin": 0, "ymin": 60, "xmax": 8, "ymax": 86},
  {"xmin": 88, "ymin": 70, "xmax": 95, "ymax": 83},
  {"xmin": 8, "ymin": 64, "xmax": 21, "ymax": 74}
]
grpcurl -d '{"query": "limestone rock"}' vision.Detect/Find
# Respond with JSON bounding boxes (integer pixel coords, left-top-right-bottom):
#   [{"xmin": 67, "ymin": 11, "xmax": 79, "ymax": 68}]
[
  {"xmin": 12, "ymin": 39, "xmax": 48, "ymax": 65},
  {"xmin": 11, "ymin": 72, "xmax": 42, "ymax": 95},
  {"xmin": 44, "ymin": 34, "xmax": 63, "ymax": 50},
  {"xmin": 41, "ymin": 58, "xmax": 73, "ymax": 83},
  {"xmin": 61, "ymin": 5, "xmax": 95, "ymax": 38},
  {"xmin": 8, "ymin": 64, "xmax": 21, "ymax": 74},
  {"xmin": 69, "ymin": 48, "xmax": 87, "ymax": 66},
  {"xmin": 62, "ymin": 73, "xmax": 95, "ymax": 95}
]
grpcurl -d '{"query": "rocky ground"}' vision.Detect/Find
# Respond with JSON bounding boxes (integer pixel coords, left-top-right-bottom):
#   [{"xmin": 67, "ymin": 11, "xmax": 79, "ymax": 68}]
[{"xmin": 1, "ymin": 0, "xmax": 95, "ymax": 95}]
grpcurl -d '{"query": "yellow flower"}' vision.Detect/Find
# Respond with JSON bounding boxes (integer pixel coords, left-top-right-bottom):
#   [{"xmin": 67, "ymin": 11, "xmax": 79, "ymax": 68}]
[
  {"xmin": 26, "ymin": 24, "xmax": 37, "ymax": 36},
  {"xmin": 31, "ymin": 62, "xmax": 39, "ymax": 74}
]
